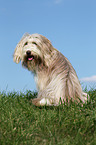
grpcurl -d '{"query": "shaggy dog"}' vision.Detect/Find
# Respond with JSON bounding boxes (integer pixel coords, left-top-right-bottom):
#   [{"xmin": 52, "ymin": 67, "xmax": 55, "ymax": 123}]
[{"xmin": 13, "ymin": 33, "xmax": 88, "ymax": 106}]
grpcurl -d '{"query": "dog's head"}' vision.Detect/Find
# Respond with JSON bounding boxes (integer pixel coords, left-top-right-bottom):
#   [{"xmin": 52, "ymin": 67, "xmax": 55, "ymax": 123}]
[{"xmin": 13, "ymin": 33, "xmax": 57, "ymax": 72}]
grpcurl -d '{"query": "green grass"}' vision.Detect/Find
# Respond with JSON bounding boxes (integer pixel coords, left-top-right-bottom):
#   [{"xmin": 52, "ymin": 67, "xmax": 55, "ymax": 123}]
[{"xmin": 0, "ymin": 90, "xmax": 96, "ymax": 145}]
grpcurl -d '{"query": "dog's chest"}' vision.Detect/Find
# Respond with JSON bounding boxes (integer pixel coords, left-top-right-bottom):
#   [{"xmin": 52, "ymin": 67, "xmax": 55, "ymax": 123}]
[{"xmin": 34, "ymin": 73, "xmax": 50, "ymax": 91}]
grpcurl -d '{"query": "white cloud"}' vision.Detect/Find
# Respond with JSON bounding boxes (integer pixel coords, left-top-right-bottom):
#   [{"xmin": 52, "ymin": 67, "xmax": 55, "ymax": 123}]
[
  {"xmin": 54, "ymin": 0, "xmax": 63, "ymax": 4},
  {"xmin": 80, "ymin": 75, "xmax": 96, "ymax": 82}
]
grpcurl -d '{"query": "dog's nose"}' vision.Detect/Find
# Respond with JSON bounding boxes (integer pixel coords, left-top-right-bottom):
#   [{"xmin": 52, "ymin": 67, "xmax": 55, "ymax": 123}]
[{"xmin": 26, "ymin": 50, "xmax": 31, "ymax": 55}]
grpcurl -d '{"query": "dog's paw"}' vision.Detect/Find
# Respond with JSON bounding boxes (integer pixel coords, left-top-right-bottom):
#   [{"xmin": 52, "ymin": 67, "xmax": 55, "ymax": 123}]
[
  {"xmin": 13, "ymin": 55, "xmax": 21, "ymax": 64},
  {"xmin": 32, "ymin": 98, "xmax": 52, "ymax": 106},
  {"xmin": 32, "ymin": 98, "xmax": 41, "ymax": 106}
]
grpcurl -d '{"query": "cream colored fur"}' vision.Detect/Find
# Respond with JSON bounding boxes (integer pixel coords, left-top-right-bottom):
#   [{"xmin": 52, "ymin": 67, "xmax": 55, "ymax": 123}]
[{"xmin": 13, "ymin": 33, "xmax": 89, "ymax": 106}]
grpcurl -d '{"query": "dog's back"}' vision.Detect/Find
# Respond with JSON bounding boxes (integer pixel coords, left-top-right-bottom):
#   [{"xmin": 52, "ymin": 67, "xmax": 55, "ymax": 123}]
[{"xmin": 44, "ymin": 51, "xmax": 88, "ymax": 104}]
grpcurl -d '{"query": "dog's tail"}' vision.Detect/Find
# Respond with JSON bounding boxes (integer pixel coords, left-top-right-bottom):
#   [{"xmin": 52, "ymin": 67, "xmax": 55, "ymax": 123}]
[{"xmin": 65, "ymin": 72, "xmax": 89, "ymax": 104}]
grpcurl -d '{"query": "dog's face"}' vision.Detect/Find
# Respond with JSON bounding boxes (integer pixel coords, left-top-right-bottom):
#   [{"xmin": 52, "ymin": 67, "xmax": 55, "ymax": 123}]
[
  {"xmin": 22, "ymin": 34, "xmax": 44, "ymax": 71},
  {"xmin": 13, "ymin": 33, "xmax": 56, "ymax": 72}
]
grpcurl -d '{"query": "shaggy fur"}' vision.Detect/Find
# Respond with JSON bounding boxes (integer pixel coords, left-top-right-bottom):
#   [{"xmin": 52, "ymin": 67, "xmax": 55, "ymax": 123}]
[{"xmin": 13, "ymin": 33, "xmax": 88, "ymax": 106}]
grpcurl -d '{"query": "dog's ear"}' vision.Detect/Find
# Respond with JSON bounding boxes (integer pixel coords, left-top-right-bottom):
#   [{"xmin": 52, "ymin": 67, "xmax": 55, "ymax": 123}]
[
  {"xmin": 41, "ymin": 35, "xmax": 52, "ymax": 52},
  {"xmin": 13, "ymin": 33, "xmax": 30, "ymax": 64},
  {"xmin": 41, "ymin": 35, "xmax": 57, "ymax": 53}
]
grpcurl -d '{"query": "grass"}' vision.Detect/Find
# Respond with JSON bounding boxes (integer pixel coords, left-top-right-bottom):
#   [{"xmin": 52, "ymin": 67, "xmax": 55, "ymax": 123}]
[{"xmin": 0, "ymin": 89, "xmax": 96, "ymax": 145}]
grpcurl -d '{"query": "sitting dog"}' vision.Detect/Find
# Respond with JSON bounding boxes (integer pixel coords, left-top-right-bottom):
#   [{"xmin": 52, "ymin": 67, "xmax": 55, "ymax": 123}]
[{"xmin": 13, "ymin": 33, "xmax": 88, "ymax": 106}]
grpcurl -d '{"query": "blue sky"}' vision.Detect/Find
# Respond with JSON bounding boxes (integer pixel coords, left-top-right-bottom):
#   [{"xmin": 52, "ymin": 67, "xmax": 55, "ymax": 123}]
[{"xmin": 0, "ymin": 0, "xmax": 96, "ymax": 92}]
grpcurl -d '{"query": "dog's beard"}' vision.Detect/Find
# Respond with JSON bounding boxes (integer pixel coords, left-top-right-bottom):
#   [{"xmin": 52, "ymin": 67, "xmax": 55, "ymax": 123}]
[{"xmin": 22, "ymin": 53, "xmax": 43, "ymax": 72}]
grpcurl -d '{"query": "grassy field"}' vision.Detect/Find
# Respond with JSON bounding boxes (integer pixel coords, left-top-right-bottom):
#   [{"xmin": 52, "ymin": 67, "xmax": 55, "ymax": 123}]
[{"xmin": 0, "ymin": 89, "xmax": 96, "ymax": 145}]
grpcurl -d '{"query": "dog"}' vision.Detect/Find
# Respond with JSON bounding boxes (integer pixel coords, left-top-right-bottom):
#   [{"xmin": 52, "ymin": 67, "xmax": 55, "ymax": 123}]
[{"xmin": 13, "ymin": 33, "xmax": 88, "ymax": 106}]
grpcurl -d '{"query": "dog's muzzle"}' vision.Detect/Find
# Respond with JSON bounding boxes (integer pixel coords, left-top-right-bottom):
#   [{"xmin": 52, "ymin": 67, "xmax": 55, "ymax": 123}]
[{"xmin": 26, "ymin": 50, "xmax": 34, "ymax": 61}]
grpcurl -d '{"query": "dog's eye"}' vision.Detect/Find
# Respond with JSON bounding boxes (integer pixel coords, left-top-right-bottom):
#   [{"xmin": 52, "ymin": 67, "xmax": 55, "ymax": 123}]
[
  {"xmin": 24, "ymin": 42, "xmax": 28, "ymax": 46},
  {"xmin": 32, "ymin": 42, "xmax": 37, "ymax": 45}
]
